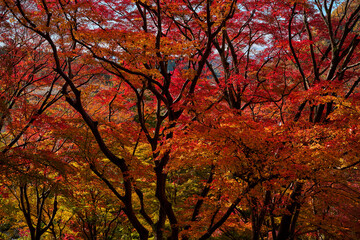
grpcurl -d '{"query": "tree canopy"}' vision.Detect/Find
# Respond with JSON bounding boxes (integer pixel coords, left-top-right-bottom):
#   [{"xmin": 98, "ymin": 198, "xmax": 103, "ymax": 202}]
[{"xmin": 0, "ymin": 0, "xmax": 359, "ymax": 239}]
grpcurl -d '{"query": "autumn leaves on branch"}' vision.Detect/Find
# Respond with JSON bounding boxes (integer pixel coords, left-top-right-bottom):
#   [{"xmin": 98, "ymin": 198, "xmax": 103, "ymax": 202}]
[{"xmin": 0, "ymin": 0, "xmax": 359, "ymax": 239}]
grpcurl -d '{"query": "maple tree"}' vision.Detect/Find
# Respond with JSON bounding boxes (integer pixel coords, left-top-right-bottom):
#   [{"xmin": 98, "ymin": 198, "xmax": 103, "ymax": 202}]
[{"xmin": 0, "ymin": 0, "xmax": 359, "ymax": 239}]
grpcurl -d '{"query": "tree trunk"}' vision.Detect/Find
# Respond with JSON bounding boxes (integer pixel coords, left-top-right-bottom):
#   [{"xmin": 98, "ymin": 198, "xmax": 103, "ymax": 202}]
[{"xmin": 277, "ymin": 182, "xmax": 303, "ymax": 240}]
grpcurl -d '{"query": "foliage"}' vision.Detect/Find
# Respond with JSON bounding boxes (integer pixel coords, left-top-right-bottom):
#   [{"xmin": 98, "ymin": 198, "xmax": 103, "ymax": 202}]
[{"xmin": 0, "ymin": 0, "xmax": 359, "ymax": 239}]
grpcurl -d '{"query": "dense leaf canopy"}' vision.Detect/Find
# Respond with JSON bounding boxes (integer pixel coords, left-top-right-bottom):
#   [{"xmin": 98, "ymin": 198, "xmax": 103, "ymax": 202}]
[{"xmin": 0, "ymin": 0, "xmax": 359, "ymax": 239}]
